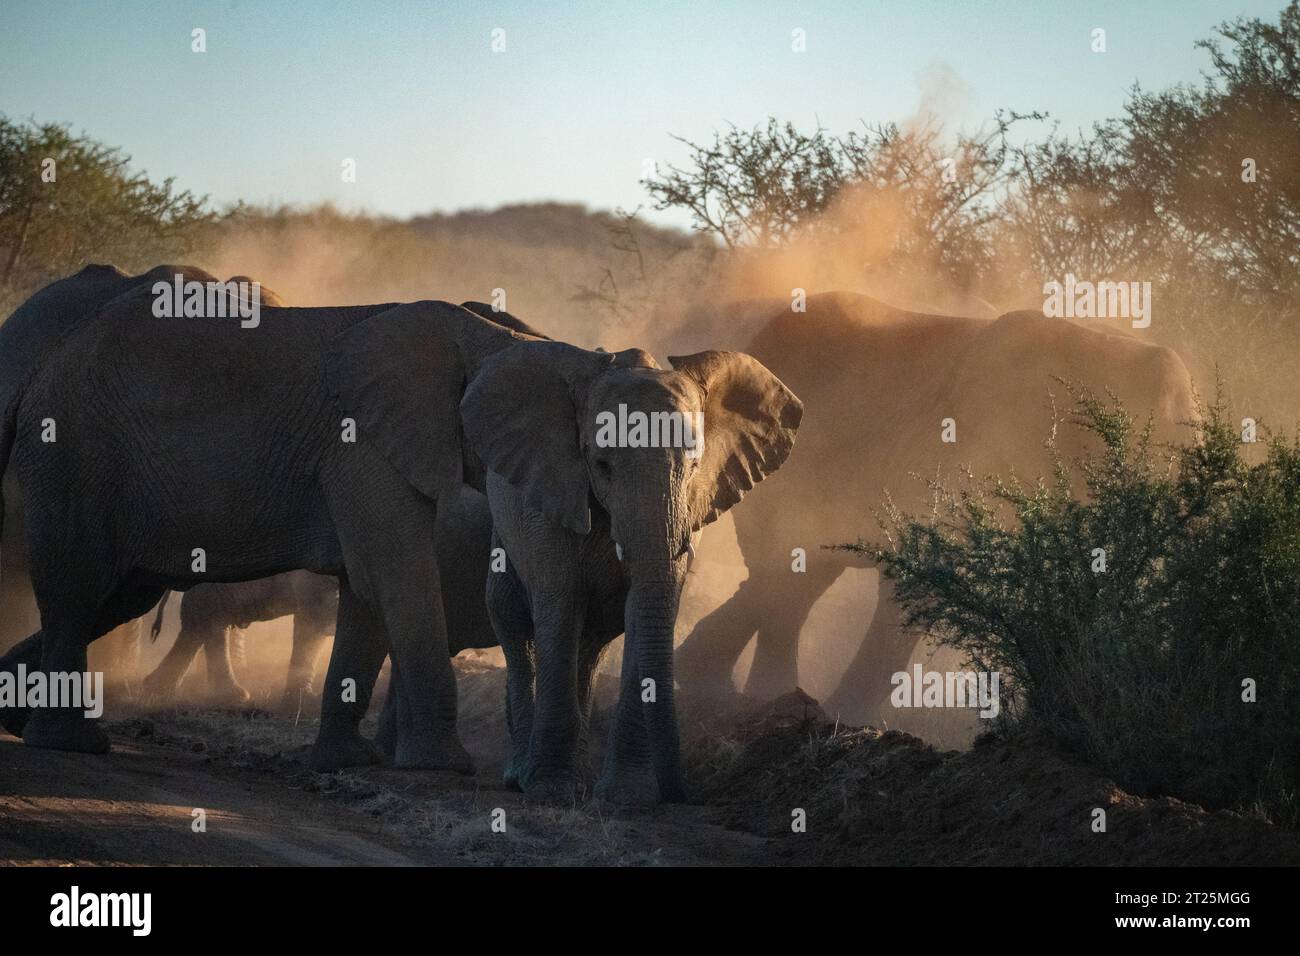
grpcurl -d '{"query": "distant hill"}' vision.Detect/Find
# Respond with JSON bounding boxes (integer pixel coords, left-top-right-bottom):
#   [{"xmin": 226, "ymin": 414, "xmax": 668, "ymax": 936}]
[
  {"xmin": 192, "ymin": 202, "xmax": 711, "ymax": 354},
  {"xmin": 408, "ymin": 202, "xmax": 695, "ymax": 260}
]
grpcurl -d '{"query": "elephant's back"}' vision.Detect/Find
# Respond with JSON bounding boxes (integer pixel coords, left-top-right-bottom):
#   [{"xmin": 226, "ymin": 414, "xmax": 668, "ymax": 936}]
[
  {"xmin": 745, "ymin": 292, "xmax": 985, "ymax": 401},
  {"xmin": 728, "ymin": 293, "xmax": 986, "ymax": 551},
  {"xmin": 61, "ymin": 298, "xmax": 387, "ymax": 404},
  {"xmin": 0, "ymin": 265, "xmax": 138, "ymax": 420},
  {"xmin": 20, "ymin": 299, "xmax": 390, "ymax": 526}
]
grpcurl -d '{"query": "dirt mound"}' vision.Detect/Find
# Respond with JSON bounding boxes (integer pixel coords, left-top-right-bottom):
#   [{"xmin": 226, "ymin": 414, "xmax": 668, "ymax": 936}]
[{"xmin": 682, "ymin": 689, "xmax": 1300, "ymax": 866}]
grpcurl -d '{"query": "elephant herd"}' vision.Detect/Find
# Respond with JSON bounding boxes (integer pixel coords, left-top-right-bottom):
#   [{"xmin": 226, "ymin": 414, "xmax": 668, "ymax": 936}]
[{"xmin": 0, "ymin": 264, "xmax": 1196, "ymax": 806}]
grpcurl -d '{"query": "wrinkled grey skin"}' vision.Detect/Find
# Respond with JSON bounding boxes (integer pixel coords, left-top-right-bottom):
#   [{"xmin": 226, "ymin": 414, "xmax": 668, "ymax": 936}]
[
  {"xmin": 473, "ymin": 347, "xmax": 803, "ymax": 804},
  {"xmin": 0, "ymin": 273, "xmax": 288, "ymax": 655},
  {"xmin": 0, "ymin": 263, "xmax": 594, "ymax": 772}
]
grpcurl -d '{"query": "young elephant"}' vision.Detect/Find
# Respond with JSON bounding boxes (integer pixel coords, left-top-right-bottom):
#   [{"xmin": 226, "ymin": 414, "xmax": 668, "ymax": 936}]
[
  {"xmin": 471, "ymin": 346, "xmax": 803, "ymax": 804},
  {"xmin": 142, "ymin": 570, "xmax": 338, "ymax": 710}
]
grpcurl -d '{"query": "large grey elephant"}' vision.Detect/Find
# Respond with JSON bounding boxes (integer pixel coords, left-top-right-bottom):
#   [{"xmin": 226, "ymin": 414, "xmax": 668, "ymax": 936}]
[
  {"xmin": 476, "ymin": 346, "xmax": 803, "ymax": 803},
  {"xmin": 0, "ymin": 263, "xmax": 635, "ymax": 773},
  {"xmin": 675, "ymin": 292, "xmax": 1197, "ymax": 726},
  {"xmin": 142, "ymin": 485, "xmax": 497, "ymax": 713},
  {"xmin": 0, "ymin": 269, "xmax": 287, "ymax": 654}
]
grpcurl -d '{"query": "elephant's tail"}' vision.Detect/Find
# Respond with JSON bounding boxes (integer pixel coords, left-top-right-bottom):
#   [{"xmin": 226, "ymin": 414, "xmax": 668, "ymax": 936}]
[{"xmin": 149, "ymin": 591, "xmax": 172, "ymax": 641}]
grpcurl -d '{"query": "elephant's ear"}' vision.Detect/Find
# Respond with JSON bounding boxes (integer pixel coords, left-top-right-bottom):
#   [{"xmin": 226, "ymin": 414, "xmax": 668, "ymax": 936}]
[
  {"xmin": 326, "ymin": 301, "xmax": 488, "ymax": 500},
  {"xmin": 669, "ymin": 350, "xmax": 803, "ymax": 529},
  {"xmin": 460, "ymin": 341, "xmax": 654, "ymax": 534}
]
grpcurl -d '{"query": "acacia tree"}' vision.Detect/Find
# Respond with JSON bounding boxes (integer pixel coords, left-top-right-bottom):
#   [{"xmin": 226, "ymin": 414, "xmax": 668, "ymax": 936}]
[
  {"xmin": 0, "ymin": 117, "xmax": 214, "ymax": 312},
  {"xmin": 999, "ymin": 1, "xmax": 1299, "ymax": 300},
  {"xmin": 643, "ymin": 114, "xmax": 1035, "ymax": 290}
]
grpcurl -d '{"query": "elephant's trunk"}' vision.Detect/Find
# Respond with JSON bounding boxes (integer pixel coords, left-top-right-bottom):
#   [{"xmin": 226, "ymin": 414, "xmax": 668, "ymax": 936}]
[{"xmin": 625, "ymin": 569, "xmax": 686, "ymax": 802}]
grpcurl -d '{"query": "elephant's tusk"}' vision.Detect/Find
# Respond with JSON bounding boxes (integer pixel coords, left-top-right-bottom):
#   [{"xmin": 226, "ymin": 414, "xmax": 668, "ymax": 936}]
[
  {"xmin": 615, "ymin": 542, "xmax": 624, "ymax": 562},
  {"xmin": 686, "ymin": 541, "xmax": 696, "ymax": 564}
]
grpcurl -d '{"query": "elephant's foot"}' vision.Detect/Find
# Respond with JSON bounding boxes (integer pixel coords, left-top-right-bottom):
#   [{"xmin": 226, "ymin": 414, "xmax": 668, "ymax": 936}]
[
  {"xmin": 393, "ymin": 732, "xmax": 475, "ymax": 775},
  {"xmin": 523, "ymin": 772, "xmax": 578, "ymax": 805},
  {"xmin": 205, "ymin": 680, "xmax": 252, "ymax": 709},
  {"xmin": 307, "ymin": 729, "xmax": 384, "ymax": 772},
  {"xmin": 23, "ymin": 712, "xmax": 111, "ymax": 755},
  {"xmin": 140, "ymin": 668, "xmax": 182, "ymax": 703}
]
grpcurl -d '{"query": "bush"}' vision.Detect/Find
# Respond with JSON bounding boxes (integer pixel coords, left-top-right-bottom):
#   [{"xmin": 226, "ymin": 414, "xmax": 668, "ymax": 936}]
[
  {"xmin": 852, "ymin": 388, "xmax": 1300, "ymax": 824},
  {"xmin": 0, "ymin": 116, "xmax": 216, "ymax": 317}
]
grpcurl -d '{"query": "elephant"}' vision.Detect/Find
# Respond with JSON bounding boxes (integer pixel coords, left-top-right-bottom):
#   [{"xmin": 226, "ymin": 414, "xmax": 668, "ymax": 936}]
[
  {"xmin": 476, "ymin": 345, "xmax": 803, "ymax": 804},
  {"xmin": 0, "ymin": 270, "xmax": 290, "ymax": 655},
  {"xmin": 141, "ymin": 484, "xmax": 497, "ymax": 714},
  {"xmin": 0, "ymin": 269, "xmax": 287, "ymax": 654},
  {"xmin": 675, "ymin": 291, "xmax": 1198, "ymax": 728},
  {"xmin": 0, "ymin": 262, "xmax": 614, "ymax": 773},
  {"xmin": 141, "ymin": 570, "xmax": 338, "ymax": 710}
]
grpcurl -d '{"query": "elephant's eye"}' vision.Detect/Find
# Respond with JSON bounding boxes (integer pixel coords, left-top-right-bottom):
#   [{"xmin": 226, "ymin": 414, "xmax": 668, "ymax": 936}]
[{"xmin": 595, "ymin": 458, "xmax": 613, "ymax": 479}]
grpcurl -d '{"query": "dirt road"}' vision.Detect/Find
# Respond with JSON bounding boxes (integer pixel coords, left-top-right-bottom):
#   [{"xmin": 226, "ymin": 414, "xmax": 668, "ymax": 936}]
[
  {"xmin": 0, "ymin": 731, "xmax": 439, "ymax": 865},
  {"xmin": 0, "ymin": 660, "xmax": 775, "ymax": 866},
  {"xmin": 2, "ymin": 663, "xmax": 1296, "ymax": 866}
]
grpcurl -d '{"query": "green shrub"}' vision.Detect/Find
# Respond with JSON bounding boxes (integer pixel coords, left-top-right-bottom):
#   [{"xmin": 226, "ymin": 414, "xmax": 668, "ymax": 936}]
[{"xmin": 851, "ymin": 387, "xmax": 1300, "ymax": 824}]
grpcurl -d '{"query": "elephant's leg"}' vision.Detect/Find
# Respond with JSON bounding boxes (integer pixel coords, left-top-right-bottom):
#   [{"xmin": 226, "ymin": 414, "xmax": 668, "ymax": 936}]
[
  {"xmin": 523, "ymin": 594, "xmax": 586, "ymax": 802},
  {"xmin": 280, "ymin": 614, "xmax": 331, "ymax": 714},
  {"xmin": 486, "ymin": 560, "xmax": 535, "ymax": 790},
  {"xmin": 23, "ymin": 617, "xmax": 106, "ymax": 753},
  {"xmin": 383, "ymin": 580, "xmax": 472, "ymax": 773},
  {"xmin": 141, "ymin": 624, "xmax": 205, "ymax": 700},
  {"xmin": 122, "ymin": 618, "xmax": 143, "ymax": 680},
  {"xmin": 375, "ymin": 660, "xmax": 398, "ymax": 761},
  {"xmin": 228, "ymin": 626, "xmax": 247, "ymax": 670},
  {"xmin": 328, "ymin": 482, "xmax": 471, "ymax": 774},
  {"xmin": 308, "ymin": 582, "xmax": 389, "ymax": 771},
  {"xmin": 95, "ymin": 618, "xmax": 143, "ymax": 686},
  {"xmin": 594, "ymin": 633, "xmax": 654, "ymax": 805},
  {"xmin": 500, "ymin": 641, "xmax": 537, "ymax": 790},
  {"xmin": 0, "ymin": 631, "xmax": 44, "ymax": 735},
  {"xmin": 202, "ymin": 626, "xmax": 251, "ymax": 706},
  {"xmin": 24, "ymin": 583, "xmax": 165, "ymax": 754},
  {"xmin": 574, "ymin": 632, "xmax": 606, "ymax": 787},
  {"xmin": 825, "ymin": 574, "xmax": 920, "ymax": 725},
  {"xmin": 743, "ymin": 561, "xmax": 844, "ymax": 699}
]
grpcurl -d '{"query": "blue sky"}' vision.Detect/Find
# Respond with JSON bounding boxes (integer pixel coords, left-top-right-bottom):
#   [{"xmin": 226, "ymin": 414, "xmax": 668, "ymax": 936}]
[{"xmin": 0, "ymin": 0, "xmax": 1286, "ymax": 226}]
